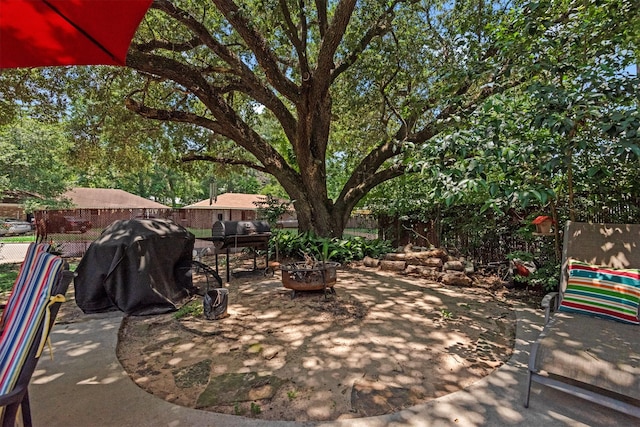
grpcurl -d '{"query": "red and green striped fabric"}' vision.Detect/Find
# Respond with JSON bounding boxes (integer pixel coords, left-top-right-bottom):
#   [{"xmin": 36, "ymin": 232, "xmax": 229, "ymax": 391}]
[
  {"xmin": 559, "ymin": 259, "xmax": 640, "ymax": 325},
  {"xmin": 0, "ymin": 250, "xmax": 63, "ymax": 395}
]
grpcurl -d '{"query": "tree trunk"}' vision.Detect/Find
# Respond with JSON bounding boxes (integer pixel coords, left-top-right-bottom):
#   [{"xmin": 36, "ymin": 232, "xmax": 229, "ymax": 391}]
[{"xmin": 293, "ymin": 191, "xmax": 348, "ymax": 238}]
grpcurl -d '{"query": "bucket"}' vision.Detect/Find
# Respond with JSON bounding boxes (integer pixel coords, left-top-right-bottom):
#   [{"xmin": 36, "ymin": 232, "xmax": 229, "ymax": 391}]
[{"xmin": 203, "ymin": 288, "xmax": 229, "ymax": 320}]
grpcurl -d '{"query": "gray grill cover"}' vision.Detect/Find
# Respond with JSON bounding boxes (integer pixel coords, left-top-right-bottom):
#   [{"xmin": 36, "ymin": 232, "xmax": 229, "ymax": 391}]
[{"xmin": 75, "ymin": 219, "xmax": 195, "ymax": 315}]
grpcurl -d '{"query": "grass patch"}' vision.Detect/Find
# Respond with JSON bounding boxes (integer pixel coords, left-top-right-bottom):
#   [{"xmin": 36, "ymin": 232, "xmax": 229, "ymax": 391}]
[
  {"xmin": 250, "ymin": 402, "xmax": 261, "ymax": 415},
  {"xmin": 0, "ymin": 259, "xmax": 77, "ymax": 295},
  {"xmin": 174, "ymin": 299, "xmax": 203, "ymax": 319},
  {"xmin": 0, "ymin": 263, "xmax": 19, "ymax": 294},
  {"xmin": 0, "ymin": 235, "xmax": 36, "ymax": 243},
  {"xmin": 187, "ymin": 228, "xmax": 213, "ymax": 239}
]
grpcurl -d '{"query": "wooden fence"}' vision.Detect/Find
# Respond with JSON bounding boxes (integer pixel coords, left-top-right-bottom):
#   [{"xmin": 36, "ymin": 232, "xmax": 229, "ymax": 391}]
[{"xmin": 4, "ymin": 193, "xmax": 636, "ymax": 263}]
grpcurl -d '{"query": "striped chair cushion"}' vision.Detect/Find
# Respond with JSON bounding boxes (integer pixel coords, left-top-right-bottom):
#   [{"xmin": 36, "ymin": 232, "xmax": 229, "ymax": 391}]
[
  {"xmin": 559, "ymin": 259, "xmax": 640, "ymax": 325},
  {"xmin": 0, "ymin": 251, "xmax": 63, "ymax": 394},
  {"xmin": 0, "ymin": 243, "xmax": 50, "ymax": 329}
]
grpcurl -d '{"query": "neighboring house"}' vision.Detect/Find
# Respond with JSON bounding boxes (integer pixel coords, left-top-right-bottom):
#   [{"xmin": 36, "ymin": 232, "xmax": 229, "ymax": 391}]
[
  {"xmin": 0, "ymin": 190, "xmax": 35, "ymax": 220},
  {"xmin": 36, "ymin": 188, "xmax": 172, "ymax": 233},
  {"xmin": 181, "ymin": 193, "xmax": 297, "ymax": 230},
  {"xmin": 182, "ymin": 193, "xmax": 267, "ymax": 227},
  {"xmin": 61, "ymin": 188, "xmax": 170, "ymax": 210}
]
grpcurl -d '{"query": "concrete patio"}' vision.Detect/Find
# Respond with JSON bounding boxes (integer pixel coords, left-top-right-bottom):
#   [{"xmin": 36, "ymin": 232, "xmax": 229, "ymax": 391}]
[{"xmin": 30, "ymin": 305, "xmax": 636, "ymax": 426}]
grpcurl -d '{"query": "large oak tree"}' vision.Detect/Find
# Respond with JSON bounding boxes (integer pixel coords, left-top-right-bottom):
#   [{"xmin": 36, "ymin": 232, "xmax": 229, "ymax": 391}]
[
  {"xmin": 5, "ymin": 1, "xmax": 632, "ymax": 237},
  {"xmin": 123, "ymin": 0, "xmax": 520, "ymax": 236}
]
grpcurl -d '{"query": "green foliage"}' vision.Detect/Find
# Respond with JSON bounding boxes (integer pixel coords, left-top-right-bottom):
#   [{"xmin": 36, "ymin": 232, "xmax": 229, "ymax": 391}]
[
  {"xmin": 254, "ymin": 196, "xmax": 293, "ymax": 228},
  {"xmin": 213, "ymin": 172, "xmax": 262, "ymax": 196},
  {"xmin": 440, "ymin": 309, "xmax": 453, "ymax": 320},
  {"xmin": 0, "ymin": 235, "xmax": 36, "ymax": 243},
  {"xmin": 0, "ymin": 119, "xmax": 73, "ymax": 209},
  {"xmin": 1, "ymin": 0, "xmax": 638, "ymax": 238},
  {"xmin": 250, "ymin": 402, "xmax": 261, "ymax": 415},
  {"xmin": 506, "ymin": 251, "xmax": 535, "ymax": 262},
  {"xmin": 173, "ymin": 300, "xmax": 203, "ymax": 320},
  {"xmin": 527, "ymin": 262, "xmax": 561, "ymax": 293},
  {"xmin": 233, "ymin": 402, "xmax": 243, "ymax": 416},
  {"xmin": 4, "ymin": 0, "xmax": 530, "ymax": 236},
  {"xmin": 270, "ymin": 230, "xmax": 392, "ymax": 264},
  {"xmin": 0, "ymin": 263, "xmax": 18, "ymax": 294}
]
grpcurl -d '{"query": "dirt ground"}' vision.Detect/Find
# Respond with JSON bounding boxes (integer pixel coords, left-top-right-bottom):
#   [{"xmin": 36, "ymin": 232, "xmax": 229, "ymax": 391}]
[
  {"xmin": 48, "ymin": 257, "xmax": 536, "ymax": 422},
  {"xmin": 49, "ymin": 261, "xmax": 524, "ymax": 423}
]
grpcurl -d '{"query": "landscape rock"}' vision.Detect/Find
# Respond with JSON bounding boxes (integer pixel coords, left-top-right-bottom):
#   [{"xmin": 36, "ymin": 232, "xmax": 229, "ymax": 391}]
[
  {"xmin": 419, "ymin": 267, "xmax": 442, "ymax": 281},
  {"xmin": 421, "ymin": 257, "xmax": 444, "ymax": 269},
  {"xmin": 379, "ymin": 260, "xmax": 407, "ymax": 271},
  {"xmin": 404, "ymin": 265, "xmax": 421, "ymax": 275},
  {"xmin": 443, "ymin": 260, "xmax": 465, "ymax": 271},
  {"xmin": 196, "ymin": 372, "xmax": 285, "ymax": 408},
  {"xmin": 464, "ymin": 262, "xmax": 475, "ymax": 274},
  {"xmin": 363, "ymin": 256, "xmax": 380, "ymax": 268},
  {"xmin": 441, "ymin": 272, "xmax": 473, "ymax": 286},
  {"xmin": 422, "ymin": 248, "xmax": 449, "ymax": 259},
  {"xmin": 405, "ymin": 252, "xmax": 444, "ymax": 267},
  {"xmin": 384, "ymin": 253, "xmax": 406, "ymax": 261}
]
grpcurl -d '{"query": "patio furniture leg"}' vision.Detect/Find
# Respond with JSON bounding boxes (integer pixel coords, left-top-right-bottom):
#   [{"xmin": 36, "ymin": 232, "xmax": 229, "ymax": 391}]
[
  {"xmin": 524, "ymin": 370, "xmax": 532, "ymax": 408},
  {"xmin": 21, "ymin": 389, "xmax": 33, "ymax": 427}
]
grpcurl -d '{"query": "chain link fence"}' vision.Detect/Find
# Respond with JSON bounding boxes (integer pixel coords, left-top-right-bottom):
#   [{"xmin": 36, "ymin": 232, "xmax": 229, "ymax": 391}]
[{"xmin": 1, "ymin": 208, "xmax": 380, "ymax": 263}]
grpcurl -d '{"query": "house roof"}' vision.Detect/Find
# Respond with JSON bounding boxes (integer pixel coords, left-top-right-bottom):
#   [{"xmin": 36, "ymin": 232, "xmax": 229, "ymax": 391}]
[
  {"xmin": 0, "ymin": 190, "xmax": 42, "ymax": 204},
  {"xmin": 63, "ymin": 188, "xmax": 170, "ymax": 209},
  {"xmin": 185, "ymin": 193, "xmax": 267, "ymax": 210}
]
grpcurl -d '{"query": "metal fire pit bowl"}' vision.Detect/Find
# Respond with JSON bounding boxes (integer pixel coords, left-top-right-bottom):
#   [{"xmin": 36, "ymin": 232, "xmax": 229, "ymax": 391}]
[{"xmin": 280, "ymin": 261, "xmax": 340, "ymax": 299}]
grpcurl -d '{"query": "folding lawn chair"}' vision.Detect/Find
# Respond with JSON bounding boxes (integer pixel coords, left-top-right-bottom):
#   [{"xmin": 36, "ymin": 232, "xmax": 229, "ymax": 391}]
[
  {"xmin": 0, "ymin": 243, "xmax": 50, "ymax": 332},
  {"xmin": 0, "ymin": 243, "xmax": 73, "ymax": 426}
]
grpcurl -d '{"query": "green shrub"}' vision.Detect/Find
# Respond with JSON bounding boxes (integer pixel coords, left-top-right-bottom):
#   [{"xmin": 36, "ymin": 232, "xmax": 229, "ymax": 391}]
[
  {"xmin": 269, "ymin": 230, "xmax": 392, "ymax": 263},
  {"xmin": 527, "ymin": 262, "xmax": 561, "ymax": 292}
]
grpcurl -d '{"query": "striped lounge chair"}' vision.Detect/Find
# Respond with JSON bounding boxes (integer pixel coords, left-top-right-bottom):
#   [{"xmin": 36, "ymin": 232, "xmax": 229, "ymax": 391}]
[
  {"xmin": 0, "ymin": 244, "xmax": 72, "ymax": 426},
  {"xmin": 525, "ymin": 222, "xmax": 640, "ymax": 418}
]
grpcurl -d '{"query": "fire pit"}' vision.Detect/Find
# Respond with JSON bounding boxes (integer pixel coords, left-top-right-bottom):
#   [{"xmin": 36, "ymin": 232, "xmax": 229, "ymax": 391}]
[{"xmin": 280, "ymin": 261, "xmax": 340, "ymax": 299}]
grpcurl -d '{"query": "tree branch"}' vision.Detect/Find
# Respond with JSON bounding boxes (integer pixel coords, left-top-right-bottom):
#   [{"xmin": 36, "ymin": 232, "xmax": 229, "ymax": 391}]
[
  {"xmin": 338, "ymin": 138, "xmax": 405, "ymax": 209},
  {"xmin": 331, "ymin": 0, "xmax": 402, "ymax": 82},
  {"xmin": 298, "ymin": 0, "xmax": 308, "ymax": 68},
  {"xmin": 409, "ymin": 62, "xmax": 525, "ymax": 144},
  {"xmin": 149, "ymin": 0, "xmax": 245, "ymax": 69},
  {"xmin": 212, "ymin": 0, "xmax": 300, "ymax": 101},
  {"xmin": 127, "ymin": 48, "xmax": 299, "ymax": 147},
  {"xmin": 135, "ymin": 36, "xmax": 203, "ymax": 53},
  {"xmin": 144, "ymin": 0, "xmax": 299, "ymax": 142},
  {"xmin": 335, "ymin": 163, "xmax": 406, "ymax": 222},
  {"xmin": 181, "ymin": 154, "xmax": 268, "ymax": 172},
  {"xmin": 125, "ymin": 97, "xmax": 234, "ymax": 137},
  {"xmin": 278, "ymin": 0, "xmax": 307, "ymax": 72},
  {"xmin": 315, "ymin": 0, "xmax": 328, "ymax": 37},
  {"xmin": 314, "ymin": 0, "xmax": 357, "ymax": 90}
]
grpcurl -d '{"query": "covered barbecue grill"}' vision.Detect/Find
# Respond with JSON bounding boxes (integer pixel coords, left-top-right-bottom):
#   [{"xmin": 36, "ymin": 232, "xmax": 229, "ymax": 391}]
[
  {"xmin": 74, "ymin": 218, "xmax": 195, "ymax": 315},
  {"xmin": 211, "ymin": 220, "xmax": 271, "ymax": 282}
]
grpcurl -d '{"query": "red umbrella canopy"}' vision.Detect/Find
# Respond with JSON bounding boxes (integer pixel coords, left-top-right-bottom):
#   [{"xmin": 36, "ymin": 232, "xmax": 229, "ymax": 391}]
[{"xmin": 0, "ymin": 0, "xmax": 153, "ymax": 68}]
